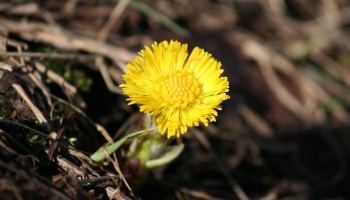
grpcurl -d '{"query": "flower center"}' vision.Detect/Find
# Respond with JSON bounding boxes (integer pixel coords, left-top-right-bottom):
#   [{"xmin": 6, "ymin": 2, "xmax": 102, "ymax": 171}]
[{"xmin": 155, "ymin": 70, "xmax": 201, "ymax": 109}]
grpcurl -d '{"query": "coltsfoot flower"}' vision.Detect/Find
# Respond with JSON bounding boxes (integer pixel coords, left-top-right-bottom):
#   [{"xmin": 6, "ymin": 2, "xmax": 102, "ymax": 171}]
[{"xmin": 120, "ymin": 40, "xmax": 230, "ymax": 138}]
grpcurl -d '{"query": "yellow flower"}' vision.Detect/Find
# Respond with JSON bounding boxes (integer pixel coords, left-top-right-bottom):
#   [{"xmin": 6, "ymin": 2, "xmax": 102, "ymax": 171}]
[{"xmin": 120, "ymin": 40, "xmax": 230, "ymax": 138}]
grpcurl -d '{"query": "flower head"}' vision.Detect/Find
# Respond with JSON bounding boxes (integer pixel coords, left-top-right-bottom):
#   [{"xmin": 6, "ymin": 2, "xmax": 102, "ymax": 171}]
[{"xmin": 120, "ymin": 40, "xmax": 230, "ymax": 138}]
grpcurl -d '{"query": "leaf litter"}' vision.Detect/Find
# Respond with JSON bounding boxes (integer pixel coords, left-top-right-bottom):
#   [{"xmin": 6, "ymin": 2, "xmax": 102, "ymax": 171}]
[{"xmin": 1, "ymin": 0, "xmax": 350, "ymax": 199}]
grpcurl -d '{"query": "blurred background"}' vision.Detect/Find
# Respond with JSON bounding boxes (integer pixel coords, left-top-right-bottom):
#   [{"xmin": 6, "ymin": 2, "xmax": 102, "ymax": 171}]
[{"xmin": 1, "ymin": 0, "xmax": 350, "ymax": 199}]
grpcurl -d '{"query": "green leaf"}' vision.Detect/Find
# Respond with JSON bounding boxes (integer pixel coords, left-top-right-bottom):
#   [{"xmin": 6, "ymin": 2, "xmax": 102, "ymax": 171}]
[
  {"xmin": 145, "ymin": 144, "xmax": 184, "ymax": 169},
  {"xmin": 90, "ymin": 129, "xmax": 151, "ymax": 163}
]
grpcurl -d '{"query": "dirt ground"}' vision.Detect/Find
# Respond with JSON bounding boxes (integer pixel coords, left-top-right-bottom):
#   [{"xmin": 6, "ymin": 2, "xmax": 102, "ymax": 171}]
[{"xmin": 1, "ymin": 0, "xmax": 350, "ymax": 199}]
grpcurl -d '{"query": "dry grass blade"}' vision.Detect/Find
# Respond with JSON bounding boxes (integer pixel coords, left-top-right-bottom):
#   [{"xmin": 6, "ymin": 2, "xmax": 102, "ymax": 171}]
[
  {"xmin": 35, "ymin": 62, "xmax": 77, "ymax": 95},
  {"xmin": 0, "ymin": 17, "xmax": 135, "ymax": 64},
  {"xmin": 98, "ymin": 0, "xmax": 131, "ymax": 42},
  {"xmin": 0, "ymin": 62, "xmax": 13, "ymax": 71},
  {"xmin": 96, "ymin": 57, "xmax": 124, "ymax": 94},
  {"xmin": 2, "ymin": 52, "xmax": 95, "ymax": 61},
  {"xmin": 101, "ymin": 147, "xmax": 134, "ymax": 200},
  {"xmin": 237, "ymin": 104, "xmax": 273, "ymax": 137},
  {"xmin": 11, "ymin": 83, "xmax": 51, "ymax": 130},
  {"xmin": 94, "ymin": 0, "xmax": 130, "ymax": 95},
  {"xmin": 95, "ymin": 123, "xmax": 114, "ymax": 144}
]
